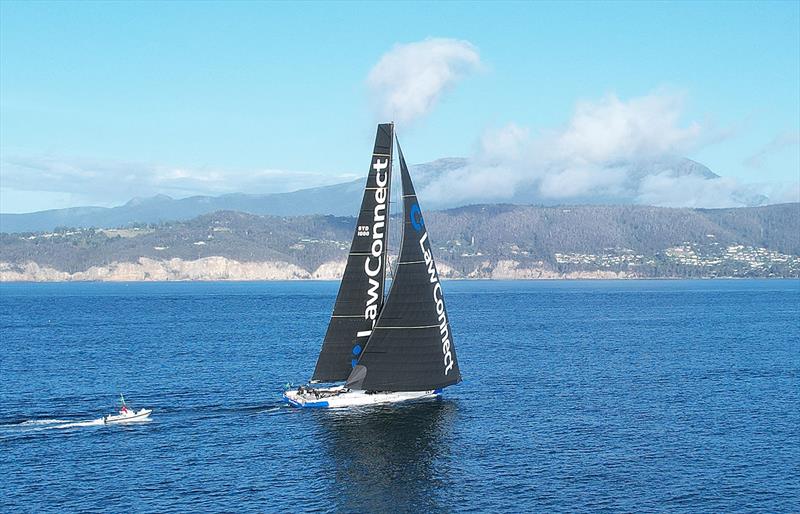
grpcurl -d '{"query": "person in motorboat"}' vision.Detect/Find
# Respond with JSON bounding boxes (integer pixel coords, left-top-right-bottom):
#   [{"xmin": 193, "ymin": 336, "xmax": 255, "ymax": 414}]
[{"xmin": 118, "ymin": 395, "xmax": 131, "ymax": 416}]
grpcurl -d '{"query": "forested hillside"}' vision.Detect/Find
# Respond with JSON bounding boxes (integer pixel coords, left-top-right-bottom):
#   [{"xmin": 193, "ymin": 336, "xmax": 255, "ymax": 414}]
[{"xmin": 1, "ymin": 203, "xmax": 798, "ymax": 280}]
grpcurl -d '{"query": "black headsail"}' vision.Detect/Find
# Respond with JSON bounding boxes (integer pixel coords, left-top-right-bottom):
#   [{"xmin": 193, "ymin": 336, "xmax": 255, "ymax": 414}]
[
  {"xmin": 346, "ymin": 138, "xmax": 462, "ymax": 391},
  {"xmin": 312, "ymin": 123, "xmax": 394, "ymax": 382}
]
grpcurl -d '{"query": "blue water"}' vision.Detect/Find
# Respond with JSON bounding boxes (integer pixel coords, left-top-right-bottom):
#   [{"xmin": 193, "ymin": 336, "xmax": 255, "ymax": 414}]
[{"xmin": 1, "ymin": 280, "xmax": 798, "ymax": 512}]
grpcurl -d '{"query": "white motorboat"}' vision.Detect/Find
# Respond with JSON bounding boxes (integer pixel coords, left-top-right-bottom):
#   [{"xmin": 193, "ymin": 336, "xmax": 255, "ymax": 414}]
[
  {"xmin": 104, "ymin": 394, "xmax": 152, "ymax": 424},
  {"xmin": 103, "ymin": 408, "xmax": 152, "ymax": 424},
  {"xmin": 284, "ymin": 124, "xmax": 461, "ymax": 409}
]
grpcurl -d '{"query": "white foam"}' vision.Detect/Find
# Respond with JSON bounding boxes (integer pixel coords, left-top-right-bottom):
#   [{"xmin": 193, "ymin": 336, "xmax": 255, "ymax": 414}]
[
  {"xmin": 19, "ymin": 419, "xmax": 71, "ymax": 426},
  {"xmin": 1, "ymin": 417, "xmax": 107, "ymax": 431},
  {"xmin": 49, "ymin": 418, "xmax": 106, "ymax": 429}
]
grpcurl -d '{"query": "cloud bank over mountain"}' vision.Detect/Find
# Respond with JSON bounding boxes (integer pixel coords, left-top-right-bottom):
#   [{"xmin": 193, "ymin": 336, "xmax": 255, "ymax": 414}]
[
  {"xmin": 2, "ymin": 88, "xmax": 796, "ymax": 215},
  {"xmin": 420, "ymin": 90, "xmax": 799, "ymax": 208},
  {"xmin": 0, "ymin": 155, "xmax": 358, "ymax": 209}
]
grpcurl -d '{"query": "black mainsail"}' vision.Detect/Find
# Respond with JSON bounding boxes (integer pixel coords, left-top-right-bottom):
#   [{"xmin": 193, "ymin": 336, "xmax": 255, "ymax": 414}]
[
  {"xmin": 346, "ymin": 139, "xmax": 462, "ymax": 391},
  {"xmin": 312, "ymin": 123, "xmax": 394, "ymax": 382}
]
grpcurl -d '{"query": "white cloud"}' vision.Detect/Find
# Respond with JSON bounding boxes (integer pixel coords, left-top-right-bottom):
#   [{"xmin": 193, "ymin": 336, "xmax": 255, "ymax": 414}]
[
  {"xmin": 420, "ymin": 125, "xmax": 532, "ymax": 203},
  {"xmin": 637, "ymin": 173, "xmax": 800, "ymax": 208},
  {"xmin": 764, "ymin": 181, "xmax": 800, "ymax": 204},
  {"xmin": 367, "ymin": 38, "xmax": 481, "ymax": 125},
  {"xmin": 637, "ymin": 173, "xmax": 744, "ymax": 208},
  {"xmin": 479, "ymin": 123, "xmax": 531, "ymax": 163},
  {"xmin": 539, "ymin": 165, "xmax": 629, "ymax": 199},
  {"xmin": 744, "ymin": 131, "xmax": 800, "ymax": 169},
  {"xmin": 552, "ymin": 91, "xmax": 701, "ymax": 164},
  {"xmin": 419, "ymin": 90, "xmax": 788, "ymax": 208},
  {"xmin": 0, "ymin": 155, "xmax": 358, "ymax": 210}
]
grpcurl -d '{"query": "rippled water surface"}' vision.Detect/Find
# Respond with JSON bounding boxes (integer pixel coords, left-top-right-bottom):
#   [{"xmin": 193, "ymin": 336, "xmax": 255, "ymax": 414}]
[{"xmin": 1, "ymin": 280, "xmax": 798, "ymax": 512}]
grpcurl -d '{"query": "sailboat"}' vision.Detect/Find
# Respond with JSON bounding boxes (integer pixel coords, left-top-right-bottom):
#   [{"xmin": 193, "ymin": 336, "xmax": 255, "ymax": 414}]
[{"xmin": 283, "ymin": 123, "xmax": 462, "ymax": 408}]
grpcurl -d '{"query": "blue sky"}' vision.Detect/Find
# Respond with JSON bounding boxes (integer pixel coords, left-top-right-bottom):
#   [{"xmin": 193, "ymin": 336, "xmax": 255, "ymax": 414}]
[{"xmin": 1, "ymin": 1, "xmax": 798, "ymax": 212}]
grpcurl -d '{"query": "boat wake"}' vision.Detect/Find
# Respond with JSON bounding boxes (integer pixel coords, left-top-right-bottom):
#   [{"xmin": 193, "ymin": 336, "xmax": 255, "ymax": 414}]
[
  {"xmin": 48, "ymin": 418, "xmax": 108, "ymax": 429},
  {"xmin": 1, "ymin": 399, "xmax": 285, "ymax": 438},
  {"xmin": 17, "ymin": 419, "xmax": 71, "ymax": 426},
  {"xmin": 0, "ymin": 418, "xmax": 74, "ymax": 429},
  {"xmin": 0, "ymin": 416, "xmax": 145, "ymax": 433}
]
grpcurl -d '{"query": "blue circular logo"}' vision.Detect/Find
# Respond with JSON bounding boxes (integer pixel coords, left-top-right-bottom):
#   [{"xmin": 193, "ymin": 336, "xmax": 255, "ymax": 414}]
[
  {"xmin": 352, "ymin": 344, "xmax": 362, "ymax": 356},
  {"xmin": 410, "ymin": 203, "xmax": 424, "ymax": 232}
]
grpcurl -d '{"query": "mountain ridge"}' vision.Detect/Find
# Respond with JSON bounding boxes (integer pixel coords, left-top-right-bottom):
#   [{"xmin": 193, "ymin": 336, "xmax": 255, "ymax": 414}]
[{"xmin": 1, "ymin": 156, "xmax": 772, "ymax": 234}]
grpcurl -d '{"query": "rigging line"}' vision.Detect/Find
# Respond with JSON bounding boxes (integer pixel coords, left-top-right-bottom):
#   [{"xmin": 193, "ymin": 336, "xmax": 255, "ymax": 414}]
[
  {"xmin": 380, "ymin": 125, "xmax": 394, "ymax": 306},
  {"xmin": 385, "ymin": 151, "xmax": 399, "ymax": 285}
]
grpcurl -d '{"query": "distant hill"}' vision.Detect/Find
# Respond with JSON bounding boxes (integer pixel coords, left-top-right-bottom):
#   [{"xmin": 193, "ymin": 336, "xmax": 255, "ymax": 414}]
[
  {"xmin": 0, "ymin": 159, "xmax": 468, "ymax": 233},
  {"xmin": 1, "ymin": 156, "xmax": 771, "ymax": 234},
  {"xmin": 2, "ymin": 203, "xmax": 798, "ymax": 280}
]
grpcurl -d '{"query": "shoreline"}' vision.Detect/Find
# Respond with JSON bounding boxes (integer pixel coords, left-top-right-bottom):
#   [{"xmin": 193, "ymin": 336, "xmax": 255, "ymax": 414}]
[{"xmin": 2, "ymin": 257, "xmax": 797, "ymax": 283}]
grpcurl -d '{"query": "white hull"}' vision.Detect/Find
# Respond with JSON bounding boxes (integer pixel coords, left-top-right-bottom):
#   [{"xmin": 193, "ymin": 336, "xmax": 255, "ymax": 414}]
[
  {"xmin": 103, "ymin": 408, "xmax": 152, "ymax": 424},
  {"xmin": 283, "ymin": 387, "xmax": 440, "ymax": 408}
]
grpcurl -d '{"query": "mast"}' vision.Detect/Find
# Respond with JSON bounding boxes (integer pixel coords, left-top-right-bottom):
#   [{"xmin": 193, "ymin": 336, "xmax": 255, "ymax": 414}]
[
  {"xmin": 346, "ymin": 137, "xmax": 462, "ymax": 391},
  {"xmin": 312, "ymin": 123, "xmax": 394, "ymax": 383}
]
